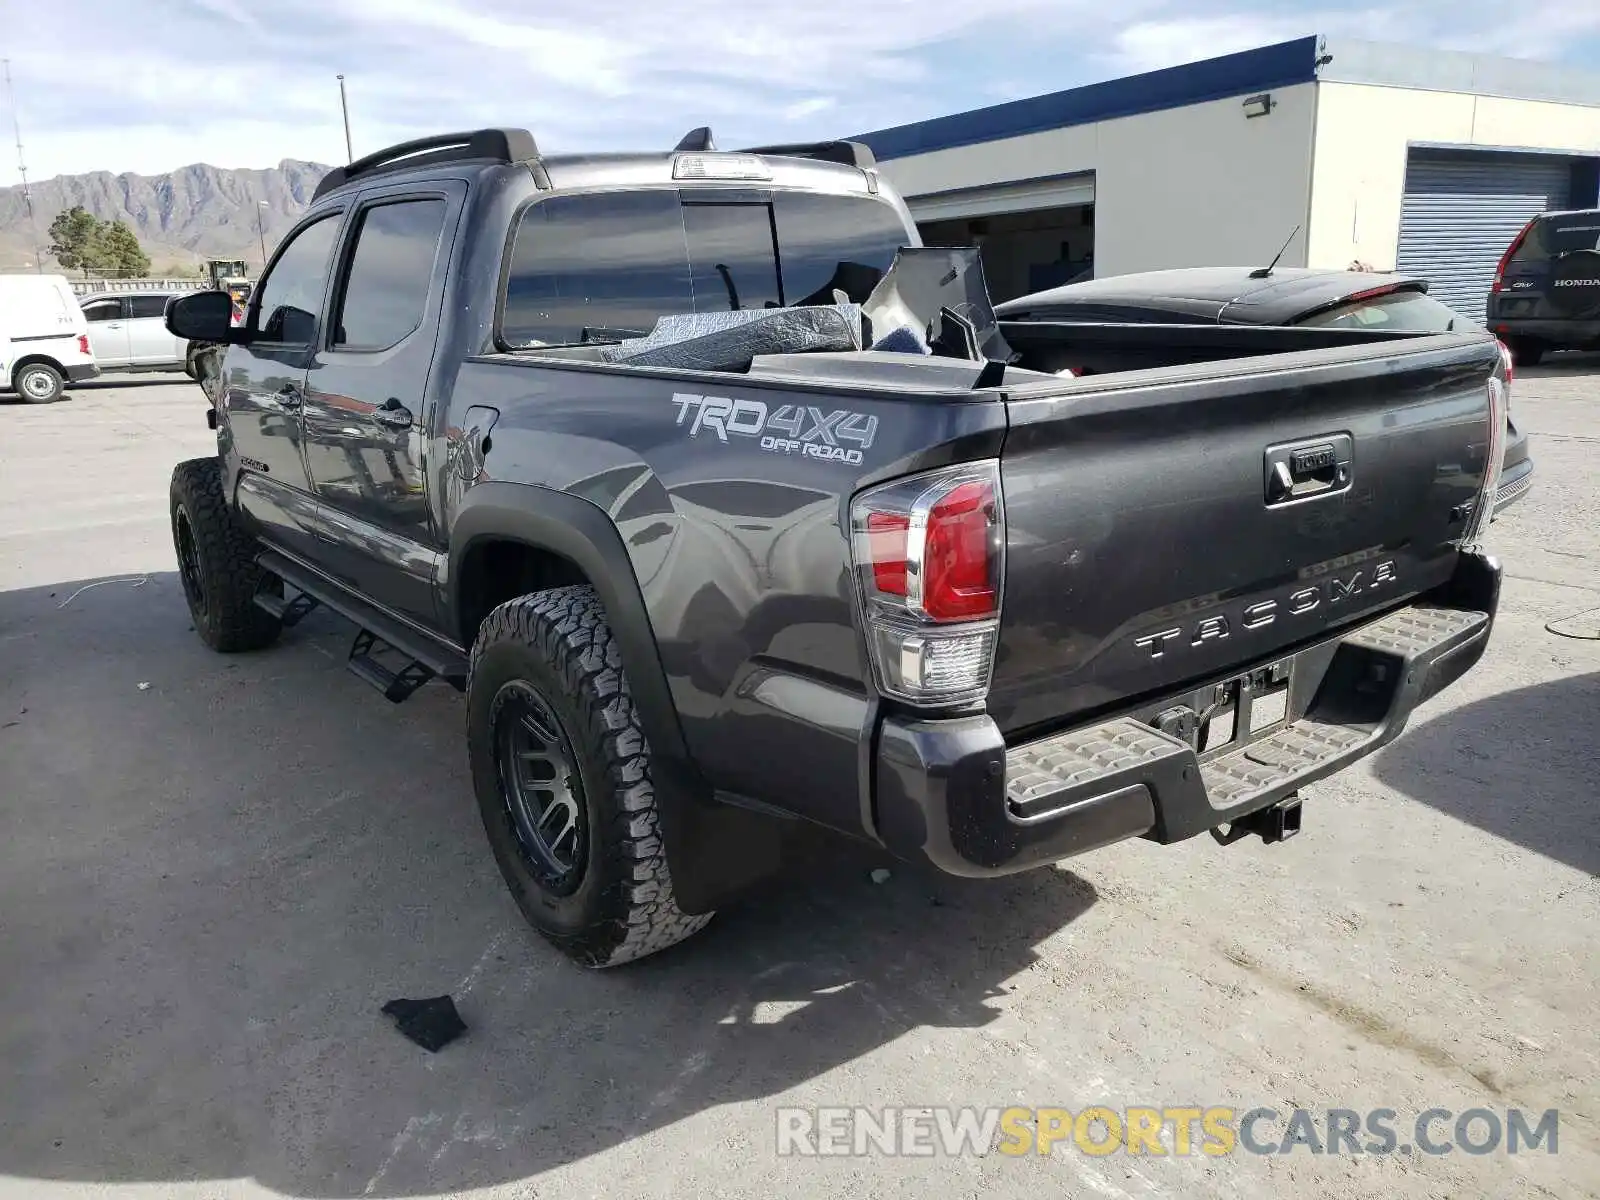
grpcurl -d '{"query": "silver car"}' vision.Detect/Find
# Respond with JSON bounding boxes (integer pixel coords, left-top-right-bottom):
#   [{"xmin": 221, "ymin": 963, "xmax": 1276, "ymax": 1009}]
[{"xmin": 80, "ymin": 290, "xmax": 197, "ymax": 373}]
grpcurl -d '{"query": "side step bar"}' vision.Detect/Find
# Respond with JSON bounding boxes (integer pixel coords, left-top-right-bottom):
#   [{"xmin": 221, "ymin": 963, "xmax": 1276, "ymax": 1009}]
[{"xmin": 254, "ymin": 549, "xmax": 470, "ymax": 701}]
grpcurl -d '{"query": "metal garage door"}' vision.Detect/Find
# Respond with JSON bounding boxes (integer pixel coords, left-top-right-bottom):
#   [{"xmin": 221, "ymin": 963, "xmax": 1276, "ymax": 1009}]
[
  {"xmin": 1395, "ymin": 151, "xmax": 1572, "ymax": 323},
  {"xmin": 905, "ymin": 172, "xmax": 1095, "ymax": 224}
]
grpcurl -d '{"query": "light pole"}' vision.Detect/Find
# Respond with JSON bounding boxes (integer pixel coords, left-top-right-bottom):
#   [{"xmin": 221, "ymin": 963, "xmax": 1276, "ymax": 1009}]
[
  {"xmin": 337, "ymin": 74, "xmax": 353, "ymax": 163},
  {"xmin": 256, "ymin": 201, "xmax": 268, "ymax": 269}
]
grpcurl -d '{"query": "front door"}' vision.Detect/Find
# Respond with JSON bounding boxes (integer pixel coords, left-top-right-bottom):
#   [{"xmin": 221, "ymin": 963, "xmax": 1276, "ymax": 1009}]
[
  {"xmin": 222, "ymin": 209, "xmax": 346, "ymax": 560},
  {"xmin": 300, "ymin": 183, "xmax": 460, "ymax": 629}
]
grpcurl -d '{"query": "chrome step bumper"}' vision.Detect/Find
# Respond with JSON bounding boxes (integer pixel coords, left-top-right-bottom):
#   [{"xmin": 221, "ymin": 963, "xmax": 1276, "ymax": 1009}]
[{"xmin": 872, "ymin": 550, "xmax": 1501, "ymax": 878}]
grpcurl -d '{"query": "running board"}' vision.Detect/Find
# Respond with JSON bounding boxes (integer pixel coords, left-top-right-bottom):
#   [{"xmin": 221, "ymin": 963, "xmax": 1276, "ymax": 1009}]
[
  {"xmin": 254, "ymin": 549, "xmax": 469, "ymax": 698},
  {"xmin": 253, "ymin": 587, "xmax": 322, "ymax": 628}
]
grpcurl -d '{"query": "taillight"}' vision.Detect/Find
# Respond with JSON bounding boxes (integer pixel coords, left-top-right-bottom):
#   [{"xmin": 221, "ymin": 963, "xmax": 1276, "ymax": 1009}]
[
  {"xmin": 1495, "ymin": 337, "xmax": 1515, "ymax": 387},
  {"xmin": 850, "ymin": 461, "xmax": 1003, "ymax": 706},
  {"xmin": 1491, "ymin": 220, "xmax": 1534, "ymax": 294},
  {"xmin": 77, "ymin": 334, "xmax": 90, "ymax": 356},
  {"xmin": 1461, "ymin": 354, "xmax": 1508, "ymax": 547}
]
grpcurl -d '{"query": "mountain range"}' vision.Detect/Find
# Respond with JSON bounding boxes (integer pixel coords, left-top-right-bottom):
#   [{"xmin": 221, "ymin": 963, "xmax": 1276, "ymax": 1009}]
[{"xmin": 0, "ymin": 159, "xmax": 334, "ymax": 274}]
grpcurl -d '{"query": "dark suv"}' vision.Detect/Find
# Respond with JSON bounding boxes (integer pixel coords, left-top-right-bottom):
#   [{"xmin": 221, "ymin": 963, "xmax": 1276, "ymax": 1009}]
[{"xmin": 1489, "ymin": 208, "xmax": 1600, "ymax": 365}]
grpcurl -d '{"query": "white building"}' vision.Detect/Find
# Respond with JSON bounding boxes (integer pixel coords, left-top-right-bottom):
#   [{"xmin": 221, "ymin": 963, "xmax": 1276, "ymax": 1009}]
[{"xmin": 854, "ymin": 35, "xmax": 1600, "ymax": 320}]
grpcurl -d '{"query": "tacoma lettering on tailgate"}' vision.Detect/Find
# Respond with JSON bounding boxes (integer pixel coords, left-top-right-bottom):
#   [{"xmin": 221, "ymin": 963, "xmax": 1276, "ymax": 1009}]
[{"xmin": 1131, "ymin": 561, "xmax": 1397, "ymax": 659}]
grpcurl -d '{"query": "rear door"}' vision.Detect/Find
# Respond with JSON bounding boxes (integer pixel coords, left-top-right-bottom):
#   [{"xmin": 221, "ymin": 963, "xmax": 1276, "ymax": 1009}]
[
  {"xmin": 82, "ymin": 297, "xmax": 131, "ymax": 366},
  {"xmin": 125, "ymin": 294, "xmax": 180, "ymax": 364},
  {"xmin": 300, "ymin": 182, "xmax": 460, "ymax": 627},
  {"xmin": 1495, "ymin": 212, "xmax": 1600, "ymax": 322}
]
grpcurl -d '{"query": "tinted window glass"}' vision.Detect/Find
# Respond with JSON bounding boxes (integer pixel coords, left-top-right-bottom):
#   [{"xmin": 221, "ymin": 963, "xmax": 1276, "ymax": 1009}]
[
  {"xmin": 333, "ymin": 199, "xmax": 448, "ymax": 350},
  {"xmin": 502, "ymin": 191, "xmax": 693, "ymax": 346},
  {"xmin": 1510, "ymin": 214, "xmax": 1600, "ymax": 264},
  {"xmin": 128, "ymin": 295, "xmax": 171, "ymax": 319},
  {"xmin": 682, "ymin": 204, "xmax": 781, "ymax": 312},
  {"xmin": 772, "ymin": 193, "xmax": 911, "ymax": 305},
  {"xmin": 1296, "ymin": 289, "xmax": 1480, "ymax": 333},
  {"xmin": 254, "ymin": 214, "xmax": 341, "ymax": 344},
  {"xmin": 82, "ymin": 299, "xmax": 123, "ymax": 322}
]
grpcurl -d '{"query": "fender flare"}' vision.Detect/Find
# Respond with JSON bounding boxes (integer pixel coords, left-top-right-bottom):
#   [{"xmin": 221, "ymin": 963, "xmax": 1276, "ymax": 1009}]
[{"xmin": 444, "ymin": 482, "xmax": 784, "ymax": 912}]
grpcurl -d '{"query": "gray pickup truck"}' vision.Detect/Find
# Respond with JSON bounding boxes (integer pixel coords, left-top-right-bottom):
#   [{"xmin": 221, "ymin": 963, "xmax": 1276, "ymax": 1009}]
[{"xmin": 165, "ymin": 127, "xmax": 1508, "ymax": 967}]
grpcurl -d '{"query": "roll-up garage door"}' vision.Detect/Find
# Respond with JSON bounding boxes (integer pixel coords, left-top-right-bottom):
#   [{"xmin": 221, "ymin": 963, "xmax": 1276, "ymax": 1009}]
[{"xmin": 1395, "ymin": 150, "xmax": 1572, "ymax": 323}]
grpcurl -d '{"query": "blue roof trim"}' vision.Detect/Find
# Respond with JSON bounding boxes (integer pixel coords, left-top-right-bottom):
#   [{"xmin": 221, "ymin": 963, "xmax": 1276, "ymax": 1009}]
[{"xmin": 855, "ymin": 35, "xmax": 1322, "ymax": 162}]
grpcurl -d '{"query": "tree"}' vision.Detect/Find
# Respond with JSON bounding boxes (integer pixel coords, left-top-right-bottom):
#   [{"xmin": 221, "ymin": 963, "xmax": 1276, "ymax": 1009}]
[
  {"xmin": 96, "ymin": 220, "xmax": 151, "ymax": 275},
  {"xmin": 48, "ymin": 205, "xmax": 100, "ymax": 272}
]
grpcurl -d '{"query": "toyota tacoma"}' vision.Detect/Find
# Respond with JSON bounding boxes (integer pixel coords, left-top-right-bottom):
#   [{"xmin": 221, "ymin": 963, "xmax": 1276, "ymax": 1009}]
[{"xmin": 165, "ymin": 126, "xmax": 1508, "ymax": 967}]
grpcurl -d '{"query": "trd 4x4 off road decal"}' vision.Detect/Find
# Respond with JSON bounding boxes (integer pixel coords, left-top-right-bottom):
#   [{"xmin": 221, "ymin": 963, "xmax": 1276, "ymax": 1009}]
[{"xmin": 671, "ymin": 392, "xmax": 878, "ymax": 466}]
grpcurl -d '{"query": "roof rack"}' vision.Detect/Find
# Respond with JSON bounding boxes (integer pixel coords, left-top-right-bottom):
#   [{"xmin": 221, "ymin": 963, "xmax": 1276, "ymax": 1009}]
[
  {"xmin": 673, "ymin": 126, "xmax": 716, "ymax": 152},
  {"xmin": 312, "ymin": 128, "xmax": 540, "ymax": 201},
  {"xmin": 740, "ymin": 140, "xmax": 877, "ymax": 170}
]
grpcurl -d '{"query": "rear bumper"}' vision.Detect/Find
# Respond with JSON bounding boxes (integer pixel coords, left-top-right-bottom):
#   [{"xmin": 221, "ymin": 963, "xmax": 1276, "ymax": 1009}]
[
  {"xmin": 1492, "ymin": 317, "xmax": 1600, "ymax": 347},
  {"xmin": 873, "ymin": 549, "xmax": 1501, "ymax": 878},
  {"xmin": 65, "ymin": 363, "xmax": 100, "ymax": 383},
  {"xmin": 1494, "ymin": 456, "xmax": 1534, "ymax": 516}
]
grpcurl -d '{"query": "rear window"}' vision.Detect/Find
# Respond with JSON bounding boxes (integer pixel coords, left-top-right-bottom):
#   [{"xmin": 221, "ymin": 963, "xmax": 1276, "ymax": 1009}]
[
  {"xmin": 1509, "ymin": 214, "xmax": 1600, "ymax": 265},
  {"xmin": 1295, "ymin": 288, "xmax": 1480, "ymax": 333},
  {"xmin": 499, "ymin": 189, "xmax": 909, "ymax": 347}
]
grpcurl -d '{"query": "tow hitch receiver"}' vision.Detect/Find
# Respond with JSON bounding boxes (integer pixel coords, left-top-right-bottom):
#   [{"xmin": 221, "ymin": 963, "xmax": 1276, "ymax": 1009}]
[{"xmin": 1211, "ymin": 794, "xmax": 1303, "ymax": 846}]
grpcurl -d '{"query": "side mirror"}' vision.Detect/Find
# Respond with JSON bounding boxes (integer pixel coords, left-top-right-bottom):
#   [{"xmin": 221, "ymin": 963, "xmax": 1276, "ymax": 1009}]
[{"xmin": 166, "ymin": 291, "xmax": 245, "ymax": 343}]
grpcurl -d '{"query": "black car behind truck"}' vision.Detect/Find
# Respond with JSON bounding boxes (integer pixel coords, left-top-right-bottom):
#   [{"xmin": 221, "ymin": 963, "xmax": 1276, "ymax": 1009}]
[
  {"xmin": 1488, "ymin": 207, "xmax": 1600, "ymax": 364},
  {"xmin": 165, "ymin": 127, "xmax": 1509, "ymax": 967}
]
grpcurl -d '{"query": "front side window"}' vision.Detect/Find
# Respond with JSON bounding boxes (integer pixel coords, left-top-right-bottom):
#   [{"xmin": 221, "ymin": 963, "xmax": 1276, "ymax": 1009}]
[
  {"xmin": 83, "ymin": 298, "xmax": 124, "ymax": 322},
  {"xmin": 332, "ymin": 199, "xmax": 448, "ymax": 351},
  {"xmin": 128, "ymin": 295, "xmax": 170, "ymax": 319},
  {"xmin": 502, "ymin": 191, "xmax": 693, "ymax": 347},
  {"xmin": 253, "ymin": 213, "xmax": 342, "ymax": 345}
]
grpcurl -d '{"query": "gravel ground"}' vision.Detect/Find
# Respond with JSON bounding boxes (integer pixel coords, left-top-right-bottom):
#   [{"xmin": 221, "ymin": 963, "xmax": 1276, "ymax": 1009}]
[{"xmin": 1, "ymin": 363, "xmax": 1596, "ymax": 1199}]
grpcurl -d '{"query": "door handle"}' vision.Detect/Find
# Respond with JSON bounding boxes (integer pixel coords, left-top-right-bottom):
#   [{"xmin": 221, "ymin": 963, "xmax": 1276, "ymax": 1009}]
[{"xmin": 372, "ymin": 398, "xmax": 413, "ymax": 428}]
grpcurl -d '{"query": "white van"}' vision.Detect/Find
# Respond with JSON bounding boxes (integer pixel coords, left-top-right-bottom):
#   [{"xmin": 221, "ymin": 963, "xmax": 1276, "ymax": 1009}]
[{"xmin": 0, "ymin": 274, "xmax": 100, "ymax": 403}]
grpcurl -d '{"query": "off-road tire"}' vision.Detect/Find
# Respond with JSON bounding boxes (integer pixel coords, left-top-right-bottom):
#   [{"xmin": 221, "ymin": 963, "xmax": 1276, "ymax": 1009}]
[
  {"xmin": 13, "ymin": 361, "xmax": 64, "ymax": 404},
  {"xmin": 467, "ymin": 585, "xmax": 712, "ymax": 967},
  {"xmin": 168, "ymin": 457, "xmax": 283, "ymax": 653}
]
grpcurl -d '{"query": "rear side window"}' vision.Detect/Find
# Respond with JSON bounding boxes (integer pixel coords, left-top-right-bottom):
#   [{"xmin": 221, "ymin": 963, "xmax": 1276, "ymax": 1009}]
[
  {"xmin": 128, "ymin": 295, "xmax": 170, "ymax": 319},
  {"xmin": 332, "ymin": 198, "xmax": 449, "ymax": 351},
  {"xmin": 502, "ymin": 191, "xmax": 694, "ymax": 347},
  {"xmin": 1510, "ymin": 215, "xmax": 1600, "ymax": 264},
  {"xmin": 1295, "ymin": 289, "xmax": 1480, "ymax": 333}
]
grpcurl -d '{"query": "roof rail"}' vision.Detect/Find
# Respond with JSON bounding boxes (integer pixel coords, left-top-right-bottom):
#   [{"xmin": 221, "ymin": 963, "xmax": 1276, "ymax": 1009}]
[
  {"xmin": 741, "ymin": 140, "xmax": 877, "ymax": 170},
  {"xmin": 312, "ymin": 128, "xmax": 540, "ymax": 201},
  {"xmin": 673, "ymin": 126, "xmax": 716, "ymax": 152}
]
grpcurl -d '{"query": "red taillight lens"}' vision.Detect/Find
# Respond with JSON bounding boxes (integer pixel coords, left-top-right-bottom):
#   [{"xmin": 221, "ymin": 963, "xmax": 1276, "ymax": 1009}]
[
  {"xmin": 1491, "ymin": 220, "xmax": 1534, "ymax": 294},
  {"xmin": 1496, "ymin": 338, "xmax": 1515, "ymax": 386},
  {"xmin": 923, "ymin": 480, "xmax": 998, "ymax": 620},
  {"xmin": 78, "ymin": 334, "xmax": 90, "ymax": 355},
  {"xmin": 865, "ymin": 511, "xmax": 909, "ymax": 596},
  {"xmin": 850, "ymin": 462, "xmax": 1004, "ymax": 707}
]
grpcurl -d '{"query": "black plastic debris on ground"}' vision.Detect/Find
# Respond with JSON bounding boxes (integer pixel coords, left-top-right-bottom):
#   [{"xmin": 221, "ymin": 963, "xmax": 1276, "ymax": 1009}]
[{"xmin": 381, "ymin": 995, "xmax": 467, "ymax": 1053}]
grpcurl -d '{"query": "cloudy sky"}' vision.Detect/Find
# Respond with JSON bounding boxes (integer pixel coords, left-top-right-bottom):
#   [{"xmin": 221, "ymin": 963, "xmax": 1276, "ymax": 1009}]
[{"xmin": 3, "ymin": 0, "xmax": 1598, "ymax": 180}]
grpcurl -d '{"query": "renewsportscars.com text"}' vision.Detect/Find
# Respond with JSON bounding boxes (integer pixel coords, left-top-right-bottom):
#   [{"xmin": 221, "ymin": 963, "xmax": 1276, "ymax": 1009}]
[{"xmin": 775, "ymin": 1106, "xmax": 1560, "ymax": 1158}]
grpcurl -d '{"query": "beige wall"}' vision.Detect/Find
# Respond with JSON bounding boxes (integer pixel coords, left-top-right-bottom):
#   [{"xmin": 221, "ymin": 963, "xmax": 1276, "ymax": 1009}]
[
  {"xmin": 875, "ymin": 83, "xmax": 1318, "ymax": 277},
  {"xmin": 1306, "ymin": 82, "xmax": 1600, "ymax": 269}
]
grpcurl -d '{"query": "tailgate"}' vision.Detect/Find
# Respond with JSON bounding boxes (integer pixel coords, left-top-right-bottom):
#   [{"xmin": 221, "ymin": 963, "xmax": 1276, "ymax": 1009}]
[{"xmin": 988, "ymin": 334, "xmax": 1502, "ymax": 739}]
